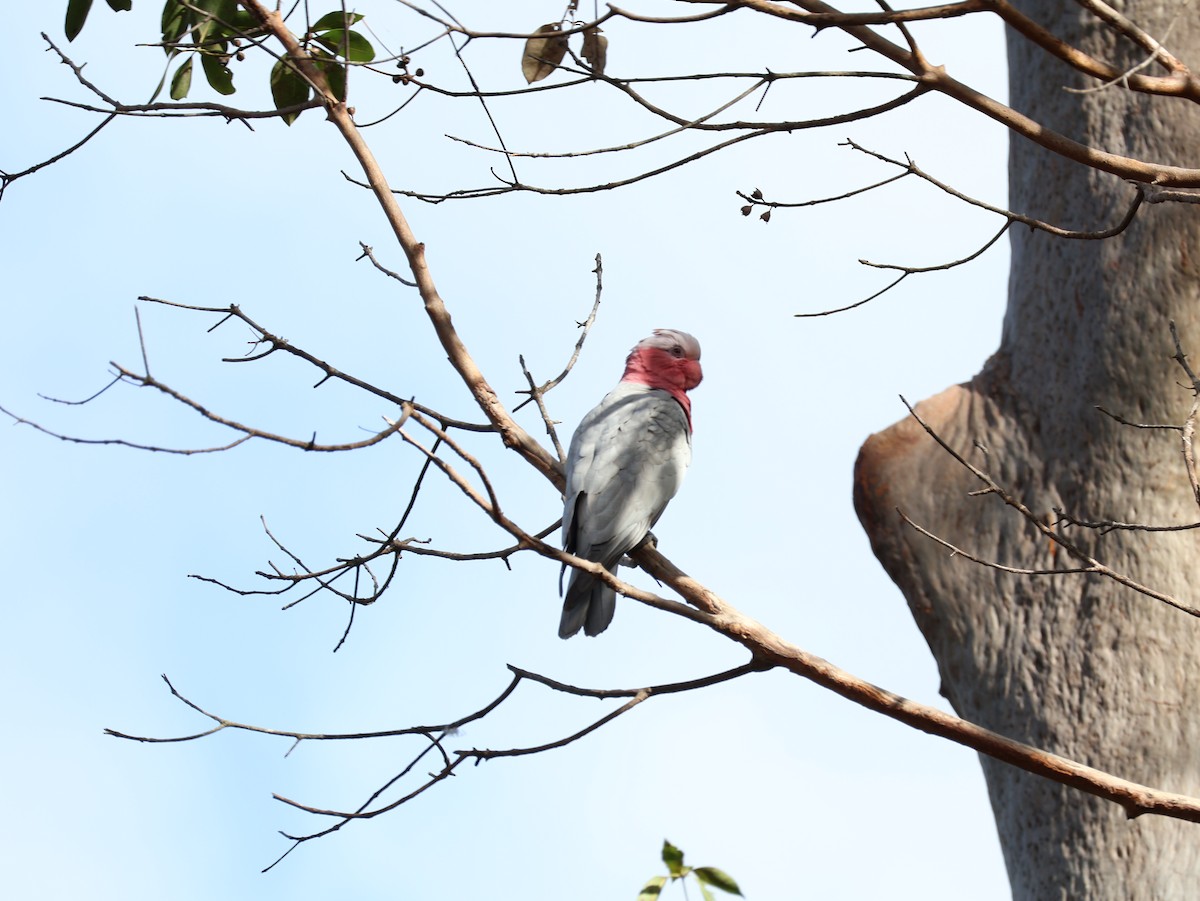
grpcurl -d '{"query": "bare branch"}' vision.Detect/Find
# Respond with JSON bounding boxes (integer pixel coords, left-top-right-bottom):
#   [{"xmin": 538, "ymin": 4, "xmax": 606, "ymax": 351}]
[
  {"xmin": 794, "ymin": 273, "xmax": 908, "ymax": 318},
  {"xmin": 1170, "ymin": 320, "xmax": 1200, "ymax": 513},
  {"xmin": 0, "ymin": 113, "xmax": 115, "ymax": 202},
  {"xmin": 390, "ymin": 86, "xmax": 929, "ymax": 202},
  {"xmin": 778, "ymin": 141, "xmax": 1144, "ymax": 314},
  {"xmin": 899, "ymin": 508, "xmax": 1102, "ymax": 576},
  {"xmin": 1055, "ymin": 509, "xmax": 1200, "ymax": 534},
  {"xmin": 447, "ymin": 35, "xmax": 517, "ymax": 184},
  {"xmin": 899, "ymin": 395, "xmax": 1200, "ymax": 619},
  {"xmin": 396, "ymin": 523, "xmax": 560, "ymax": 562},
  {"xmin": 1, "ymin": 401, "xmax": 252, "ymax": 455},
  {"xmin": 514, "ymin": 253, "xmax": 605, "ymax": 460},
  {"xmin": 110, "ymin": 658, "xmax": 765, "ymax": 870},
  {"xmin": 136, "ymin": 296, "xmax": 494, "ymax": 432},
  {"xmin": 1095, "ymin": 404, "xmax": 1184, "ymax": 430},
  {"xmin": 1142, "ymin": 185, "xmax": 1200, "ymax": 204},
  {"xmin": 607, "ymin": 3, "xmax": 743, "ymax": 25},
  {"xmin": 41, "ymin": 94, "xmax": 323, "ymax": 120},
  {"xmin": 859, "ymin": 221, "xmax": 1011, "ymax": 275},
  {"xmin": 356, "ymin": 242, "xmax": 417, "ymax": 286},
  {"xmin": 748, "ymin": 0, "xmax": 1200, "ymax": 184},
  {"xmin": 839, "ymin": 142, "xmax": 1147, "ymax": 240},
  {"xmin": 1072, "ymin": 0, "xmax": 1188, "ymax": 74},
  {"xmin": 109, "ymin": 361, "xmax": 410, "ymax": 453},
  {"xmin": 444, "ymin": 70, "xmax": 920, "ymax": 163},
  {"xmin": 37, "ymin": 374, "xmax": 124, "ymax": 406},
  {"xmin": 106, "ymin": 671, "xmax": 515, "ymax": 744}
]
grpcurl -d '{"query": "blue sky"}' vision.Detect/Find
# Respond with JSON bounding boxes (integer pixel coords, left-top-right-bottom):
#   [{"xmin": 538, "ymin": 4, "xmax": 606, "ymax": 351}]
[{"xmin": 3, "ymin": 3, "xmax": 1013, "ymax": 898}]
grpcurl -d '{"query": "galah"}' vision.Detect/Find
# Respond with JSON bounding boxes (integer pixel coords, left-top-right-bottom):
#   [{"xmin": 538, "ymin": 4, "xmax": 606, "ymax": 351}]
[{"xmin": 559, "ymin": 329, "xmax": 703, "ymax": 638}]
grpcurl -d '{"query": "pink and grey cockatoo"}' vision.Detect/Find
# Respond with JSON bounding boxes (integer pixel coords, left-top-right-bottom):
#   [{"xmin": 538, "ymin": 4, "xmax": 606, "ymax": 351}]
[{"xmin": 559, "ymin": 329, "xmax": 703, "ymax": 638}]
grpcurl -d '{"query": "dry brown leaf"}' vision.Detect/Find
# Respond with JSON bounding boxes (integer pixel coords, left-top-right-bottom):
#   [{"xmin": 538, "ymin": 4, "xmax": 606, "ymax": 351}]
[
  {"xmin": 521, "ymin": 23, "xmax": 568, "ymax": 84},
  {"xmin": 582, "ymin": 26, "xmax": 608, "ymax": 76}
]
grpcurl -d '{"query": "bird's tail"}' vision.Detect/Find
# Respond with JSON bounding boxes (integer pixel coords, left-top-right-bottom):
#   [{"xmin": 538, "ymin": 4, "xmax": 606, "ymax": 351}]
[{"xmin": 558, "ymin": 568, "xmax": 617, "ymax": 638}]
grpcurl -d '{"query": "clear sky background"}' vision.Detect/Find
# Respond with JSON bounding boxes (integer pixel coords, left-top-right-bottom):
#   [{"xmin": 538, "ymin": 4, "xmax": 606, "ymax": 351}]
[{"xmin": 4, "ymin": 2, "xmax": 1016, "ymax": 898}]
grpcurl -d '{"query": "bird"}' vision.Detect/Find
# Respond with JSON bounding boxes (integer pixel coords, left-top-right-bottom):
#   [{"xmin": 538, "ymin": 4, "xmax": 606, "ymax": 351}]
[{"xmin": 559, "ymin": 329, "xmax": 703, "ymax": 638}]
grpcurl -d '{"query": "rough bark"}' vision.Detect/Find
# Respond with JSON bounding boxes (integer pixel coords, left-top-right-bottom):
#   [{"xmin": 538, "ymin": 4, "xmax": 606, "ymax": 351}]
[{"xmin": 854, "ymin": 3, "xmax": 1200, "ymax": 898}]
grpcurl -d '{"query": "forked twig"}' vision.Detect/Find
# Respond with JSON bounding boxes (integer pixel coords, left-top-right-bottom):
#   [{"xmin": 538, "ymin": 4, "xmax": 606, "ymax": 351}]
[{"xmin": 898, "ymin": 395, "xmax": 1200, "ymax": 618}]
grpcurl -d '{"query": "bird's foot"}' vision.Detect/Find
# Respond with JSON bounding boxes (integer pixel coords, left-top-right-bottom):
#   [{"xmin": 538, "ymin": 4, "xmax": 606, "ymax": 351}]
[
  {"xmin": 621, "ymin": 532, "xmax": 658, "ymax": 568},
  {"xmin": 636, "ymin": 531, "xmax": 658, "ymax": 550}
]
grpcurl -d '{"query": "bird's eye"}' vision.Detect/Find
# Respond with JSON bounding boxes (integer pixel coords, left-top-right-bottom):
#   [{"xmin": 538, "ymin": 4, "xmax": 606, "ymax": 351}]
[{"xmin": 670, "ymin": 345, "xmax": 684, "ymax": 358}]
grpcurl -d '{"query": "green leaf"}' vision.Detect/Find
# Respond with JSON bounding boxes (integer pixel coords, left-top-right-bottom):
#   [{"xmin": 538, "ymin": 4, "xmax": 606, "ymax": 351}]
[
  {"xmin": 311, "ymin": 10, "xmax": 364, "ymax": 31},
  {"xmin": 162, "ymin": 0, "xmax": 182, "ymax": 32},
  {"xmin": 698, "ymin": 882, "xmax": 716, "ymax": 901},
  {"xmin": 229, "ymin": 9, "xmax": 260, "ymax": 32},
  {"xmin": 161, "ymin": 1, "xmax": 191, "ymax": 55},
  {"xmin": 693, "ymin": 868, "xmax": 743, "ymax": 896},
  {"xmin": 270, "ymin": 57, "xmax": 311, "ymax": 125},
  {"xmin": 313, "ymin": 29, "xmax": 375, "ymax": 62},
  {"xmin": 194, "ymin": 0, "xmax": 238, "ymax": 18},
  {"xmin": 200, "ymin": 46, "xmax": 235, "ymax": 95},
  {"xmin": 65, "ymin": 0, "xmax": 94, "ymax": 41},
  {"xmin": 169, "ymin": 57, "xmax": 193, "ymax": 100},
  {"xmin": 312, "ymin": 52, "xmax": 346, "ymax": 102},
  {"xmin": 662, "ymin": 840, "xmax": 685, "ymax": 878},
  {"xmin": 105, "ymin": 0, "xmax": 132, "ymax": 10},
  {"xmin": 191, "ymin": 0, "xmax": 237, "ymax": 44},
  {"xmin": 636, "ymin": 876, "xmax": 667, "ymax": 901}
]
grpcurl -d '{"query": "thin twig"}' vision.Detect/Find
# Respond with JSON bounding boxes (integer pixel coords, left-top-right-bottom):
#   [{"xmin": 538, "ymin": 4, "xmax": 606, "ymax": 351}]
[
  {"xmin": 357, "ymin": 242, "xmax": 417, "ymax": 286},
  {"xmin": 899, "ymin": 395, "xmax": 1200, "ymax": 618},
  {"xmin": 513, "ymin": 254, "xmax": 605, "ymax": 459}
]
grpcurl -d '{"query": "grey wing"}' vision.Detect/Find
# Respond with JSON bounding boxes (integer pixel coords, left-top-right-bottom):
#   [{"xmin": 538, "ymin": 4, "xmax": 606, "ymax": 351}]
[{"xmin": 564, "ymin": 389, "xmax": 691, "ymax": 568}]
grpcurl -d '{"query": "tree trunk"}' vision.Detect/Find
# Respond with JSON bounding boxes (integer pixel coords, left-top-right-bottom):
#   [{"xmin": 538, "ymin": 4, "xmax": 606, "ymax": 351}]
[{"xmin": 854, "ymin": 4, "xmax": 1200, "ymax": 898}]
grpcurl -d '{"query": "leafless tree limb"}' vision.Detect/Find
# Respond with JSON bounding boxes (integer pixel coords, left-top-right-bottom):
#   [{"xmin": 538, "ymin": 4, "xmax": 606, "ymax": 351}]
[
  {"xmin": 23, "ymin": 0, "xmax": 1199, "ymax": 866},
  {"xmin": 717, "ymin": 0, "xmax": 1200, "ymax": 183},
  {"xmin": 137, "ymin": 296, "xmax": 495, "ymax": 432},
  {"xmin": 1142, "ymin": 185, "xmax": 1200, "ymax": 204},
  {"xmin": 783, "ymin": 141, "xmax": 1145, "ymax": 314},
  {"xmin": 1072, "ymin": 0, "xmax": 1188, "ymax": 73},
  {"xmin": 899, "ymin": 509, "xmax": 1102, "ymax": 576},
  {"xmin": 37, "ymin": 374, "xmax": 124, "ymax": 407},
  {"xmin": 41, "ymin": 93, "xmax": 323, "ymax": 120},
  {"xmin": 110, "ymin": 360, "xmax": 411, "ymax": 452},
  {"xmin": 514, "ymin": 253, "xmax": 605, "ymax": 460},
  {"xmin": 0, "ymin": 113, "xmax": 116, "ymax": 202},
  {"xmin": 1095, "ymin": 404, "xmax": 1185, "ymax": 430},
  {"xmin": 1, "ymin": 401, "xmax": 252, "ymax": 454},
  {"xmin": 356, "ymin": 242, "xmax": 418, "ymax": 286},
  {"xmin": 388, "ymin": 86, "xmax": 929, "ymax": 202},
  {"xmin": 1055, "ymin": 511, "xmax": 1200, "ymax": 534},
  {"xmin": 1169, "ymin": 320, "xmax": 1200, "ymax": 513},
  {"xmin": 1056, "ymin": 324, "xmax": 1200, "ymax": 531},
  {"xmin": 898, "ymin": 395, "xmax": 1200, "ymax": 619},
  {"xmin": 859, "ymin": 221, "xmax": 1011, "ymax": 275},
  {"xmin": 107, "ymin": 659, "xmax": 767, "ymax": 869}
]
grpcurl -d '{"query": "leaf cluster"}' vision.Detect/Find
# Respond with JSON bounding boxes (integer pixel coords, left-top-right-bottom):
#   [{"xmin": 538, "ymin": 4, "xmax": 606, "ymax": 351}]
[
  {"xmin": 271, "ymin": 10, "xmax": 376, "ymax": 122},
  {"xmin": 639, "ymin": 840, "xmax": 743, "ymax": 901},
  {"xmin": 63, "ymin": 1, "xmax": 376, "ymax": 121},
  {"xmin": 162, "ymin": 0, "xmax": 261, "ymax": 99}
]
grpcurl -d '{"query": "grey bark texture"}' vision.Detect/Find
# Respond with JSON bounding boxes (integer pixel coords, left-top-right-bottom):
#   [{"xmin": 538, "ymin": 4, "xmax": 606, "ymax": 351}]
[{"xmin": 854, "ymin": 3, "xmax": 1200, "ymax": 898}]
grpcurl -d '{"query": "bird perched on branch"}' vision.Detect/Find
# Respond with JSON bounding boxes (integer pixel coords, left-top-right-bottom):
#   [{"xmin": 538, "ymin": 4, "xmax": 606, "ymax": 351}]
[{"xmin": 559, "ymin": 329, "xmax": 703, "ymax": 638}]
